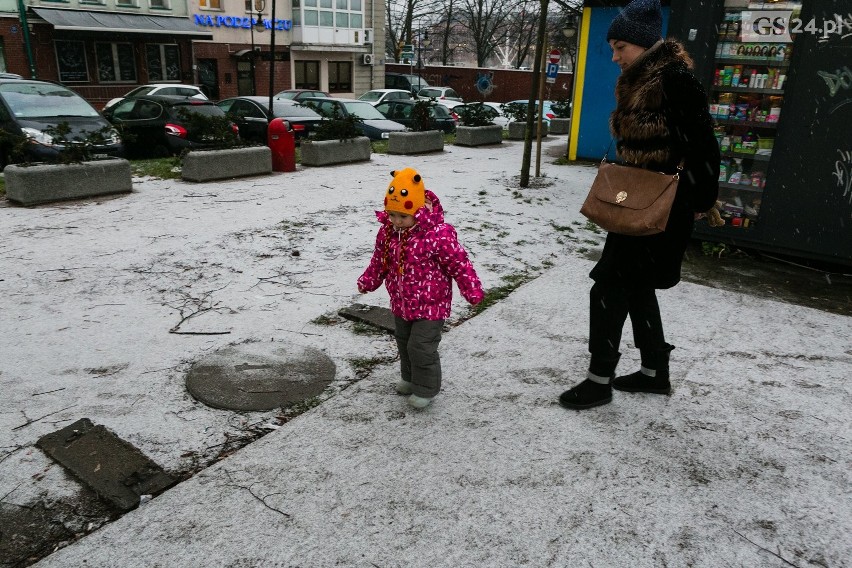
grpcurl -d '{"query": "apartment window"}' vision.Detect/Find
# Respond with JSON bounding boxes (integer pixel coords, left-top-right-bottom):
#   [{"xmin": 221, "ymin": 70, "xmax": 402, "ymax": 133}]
[
  {"xmin": 328, "ymin": 61, "xmax": 351, "ymax": 92},
  {"xmin": 245, "ymin": 0, "xmax": 264, "ymax": 11},
  {"xmin": 335, "ymin": 12, "xmax": 348, "ymax": 27},
  {"xmin": 95, "ymin": 43, "xmax": 136, "ymax": 82},
  {"xmin": 336, "ymin": 0, "xmax": 346, "ymax": 8},
  {"xmin": 116, "ymin": 0, "xmax": 138, "ymax": 6},
  {"xmin": 319, "ymin": 11, "xmax": 332, "ymax": 26},
  {"xmin": 304, "ymin": 10, "xmax": 318, "ymax": 25},
  {"xmin": 198, "ymin": 0, "xmax": 222, "ymax": 9},
  {"xmin": 294, "ymin": 0, "xmax": 361, "ymax": 30},
  {"xmin": 146, "ymin": 44, "xmax": 181, "ymax": 81},
  {"xmin": 319, "ymin": 0, "xmax": 331, "ymax": 7},
  {"xmin": 294, "ymin": 61, "xmax": 319, "ymax": 89},
  {"xmin": 149, "ymin": 0, "xmax": 169, "ymax": 8},
  {"xmin": 351, "ymin": 13, "xmax": 362, "ymax": 27}
]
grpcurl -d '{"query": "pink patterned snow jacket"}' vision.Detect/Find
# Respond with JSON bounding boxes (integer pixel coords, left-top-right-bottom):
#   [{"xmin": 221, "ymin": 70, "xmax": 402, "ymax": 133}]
[{"xmin": 358, "ymin": 190, "xmax": 484, "ymax": 321}]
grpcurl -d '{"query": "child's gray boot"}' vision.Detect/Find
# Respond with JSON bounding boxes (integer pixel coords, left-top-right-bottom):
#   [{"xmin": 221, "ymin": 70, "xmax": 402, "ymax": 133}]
[
  {"xmin": 396, "ymin": 380, "xmax": 413, "ymax": 395},
  {"xmin": 407, "ymin": 394, "xmax": 433, "ymax": 409}
]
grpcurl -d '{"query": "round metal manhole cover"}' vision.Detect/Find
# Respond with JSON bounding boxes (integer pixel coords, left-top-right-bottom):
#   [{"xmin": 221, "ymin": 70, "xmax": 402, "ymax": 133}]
[{"xmin": 185, "ymin": 343, "xmax": 336, "ymax": 411}]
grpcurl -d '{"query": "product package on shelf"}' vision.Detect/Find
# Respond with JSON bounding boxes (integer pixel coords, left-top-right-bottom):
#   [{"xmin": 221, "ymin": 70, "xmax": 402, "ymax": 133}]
[{"xmin": 706, "ymin": 0, "xmax": 802, "ymax": 231}]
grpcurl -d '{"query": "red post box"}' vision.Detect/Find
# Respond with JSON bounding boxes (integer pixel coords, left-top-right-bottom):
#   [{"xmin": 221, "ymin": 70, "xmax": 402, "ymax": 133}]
[{"xmin": 268, "ymin": 117, "xmax": 296, "ymax": 172}]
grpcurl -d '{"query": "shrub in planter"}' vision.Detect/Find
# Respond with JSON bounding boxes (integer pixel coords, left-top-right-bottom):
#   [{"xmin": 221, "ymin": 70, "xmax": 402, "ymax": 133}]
[
  {"xmin": 453, "ymin": 103, "xmax": 502, "ymax": 147},
  {"xmin": 178, "ymin": 111, "xmax": 271, "ymax": 182},
  {"xmin": 3, "ymin": 122, "xmax": 132, "ymax": 206},
  {"xmin": 300, "ymin": 103, "xmax": 371, "ymax": 166},
  {"xmin": 388, "ymin": 100, "xmax": 444, "ymax": 155},
  {"xmin": 549, "ymin": 99, "xmax": 572, "ymax": 134}
]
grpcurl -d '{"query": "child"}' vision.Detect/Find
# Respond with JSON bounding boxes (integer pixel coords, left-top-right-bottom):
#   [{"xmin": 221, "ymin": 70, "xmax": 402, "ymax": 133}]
[{"xmin": 357, "ymin": 168, "xmax": 484, "ymax": 409}]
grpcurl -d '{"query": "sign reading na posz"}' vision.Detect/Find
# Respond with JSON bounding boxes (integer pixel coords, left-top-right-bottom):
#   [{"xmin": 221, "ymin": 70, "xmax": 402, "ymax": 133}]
[{"xmin": 193, "ymin": 14, "xmax": 293, "ymax": 31}]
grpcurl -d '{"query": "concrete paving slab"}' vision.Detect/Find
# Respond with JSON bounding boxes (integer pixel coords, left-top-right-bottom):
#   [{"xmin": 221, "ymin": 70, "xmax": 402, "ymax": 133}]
[
  {"xmin": 185, "ymin": 342, "xmax": 336, "ymax": 411},
  {"xmin": 36, "ymin": 418, "xmax": 175, "ymax": 511},
  {"xmin": 338, "ymin": 303, "xmax": 395, "ymax": 334}
]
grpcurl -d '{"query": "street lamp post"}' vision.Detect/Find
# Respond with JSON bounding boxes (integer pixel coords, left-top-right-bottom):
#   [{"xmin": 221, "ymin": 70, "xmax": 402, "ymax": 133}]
[
  {"xmin": 416, "ymin": 29, "xmax": 430, "ymax": 83},
  {"xmin": 268, "ymin": 0, "xmax": 277, "ymax": 114},
  {"xmin": 250, "ymin": 0, "xmax": 266, "ymax": 96}
]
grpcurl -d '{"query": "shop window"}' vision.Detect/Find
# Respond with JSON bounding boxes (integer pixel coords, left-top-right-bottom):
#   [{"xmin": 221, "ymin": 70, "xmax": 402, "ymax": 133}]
[
  {"xmin": 145, "ymin": 44, "xmax": 181, "ymax": 82},
  {"xmin": 328, "ymin": 61, "xmax": 351, "ymax": 93},
  {"xmin": 294, "ymin": 61, "xmax": 319, "ymax": 90},
  {"xmin": 198, "ymin": 0, "xmax": 222, "ymax": 9},
  {"xmin": 54, "ymin": 40, "xmax": 89, "ymax": 82},
  {"xmin": 95, "ymin": 43, "xmax": 137, "ymax": 83},
  {"xmin": 319, "ymin": 11, "xmax": 333, "ymax": 26}
]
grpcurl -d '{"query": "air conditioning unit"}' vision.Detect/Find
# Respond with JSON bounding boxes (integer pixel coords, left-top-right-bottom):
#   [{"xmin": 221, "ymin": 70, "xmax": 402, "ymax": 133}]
[
  {"xmin": 363, "ymin": 28, "xmax": 374, "ymax": 44},
  {"xmin": 362, "ymin": 53, "xmax": 374, "ymax": 66}
]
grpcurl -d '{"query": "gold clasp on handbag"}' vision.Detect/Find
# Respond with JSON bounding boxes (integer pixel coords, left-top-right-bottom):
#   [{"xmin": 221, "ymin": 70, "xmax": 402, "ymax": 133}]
[{"xmin": 616, "ymin": 191, "xmax": 627, "ymax": 203}]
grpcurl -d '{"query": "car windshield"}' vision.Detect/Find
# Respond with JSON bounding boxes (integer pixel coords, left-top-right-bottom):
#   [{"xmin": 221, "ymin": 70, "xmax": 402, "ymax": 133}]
[
  {"xmin": 0, "ymin": 83, "xmax": 100, "ymax": 118},
  {"xmin": 275, "ymin": 91, "xmax": 299, "ymax": 100},
  {"xmin": 126, "ymin": 86, "xmax": 156, "ymax": 97},
  {"xmin": 340, "ymin": 101, "xmax": 387, "ymax": 120},
  {"xmin": 272, "ymin": 102, "xmax": 320, "ymax": 117},
  {"xmin": 170, "ymin": 103, "xmax": 225, "ymax": 119},
  {"xmin": 358, "ymin": 91, "xmax": 383, "ymax": 102}
]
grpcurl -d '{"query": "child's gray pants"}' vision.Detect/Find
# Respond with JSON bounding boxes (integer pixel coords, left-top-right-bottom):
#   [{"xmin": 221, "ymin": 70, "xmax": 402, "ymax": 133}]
[{"xmin": 394, "ymin": 317, "xmax": 444, "ymax": 398}]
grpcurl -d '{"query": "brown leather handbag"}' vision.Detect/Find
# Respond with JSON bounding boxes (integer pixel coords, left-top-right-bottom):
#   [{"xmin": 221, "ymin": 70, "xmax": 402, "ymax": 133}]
[{"xmin": 580, "ymin": 157, "xmax": 682, "ymax": 236}]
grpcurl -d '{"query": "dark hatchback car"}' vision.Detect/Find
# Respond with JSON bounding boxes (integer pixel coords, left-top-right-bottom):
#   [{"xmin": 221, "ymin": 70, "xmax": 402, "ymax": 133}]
[
  {"xmin": 0, "ymin": 79, "xmax": 123, "ymax": 168},
  {"xmin": 216, "ymin": 96, "xmax": 323, "ymax": 144},
  {"xmin": 374, "ymin": 100, "xmax": 457, "ymax": 134},
  {"xmin": 103, "ymin": 95, "xmax": 237, "ymax": 157},
  {"xmin": 299, "ymin": 97, "xmax": 406, "ymax": 140}
]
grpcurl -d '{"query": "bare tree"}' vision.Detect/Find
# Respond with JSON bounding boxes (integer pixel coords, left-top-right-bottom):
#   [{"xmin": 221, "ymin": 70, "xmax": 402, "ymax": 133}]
[{"xmin": 457, "ymin": 0, "xmax": 514, "ymax": 67}]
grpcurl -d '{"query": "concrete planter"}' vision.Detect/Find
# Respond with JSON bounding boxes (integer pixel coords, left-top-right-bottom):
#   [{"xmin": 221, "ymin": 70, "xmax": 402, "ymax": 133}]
[
  {"xmin": 549, "ymin": 118, "xmax": 571, "ymax": 134},
  {"xmin": 508, "ymin": 121, "xmax": 549, "ymax": 140},
  {"xmin": 388, "ymin": 130, "xmax": 444, "ymax": 155},
  {"xmin": 182, "ymin": 146, "xmax": 272, "ymax": 182},
  {"xmin": 4, "ymin": 158, "xmax": 132, "ymax": 206},
  {"xmin": 300, "ymin": 137, "xmax": 372, "ymax": 166},
  {"xmin": 454, "ymin": 125, "xmax": 503, "ymax": 147}
]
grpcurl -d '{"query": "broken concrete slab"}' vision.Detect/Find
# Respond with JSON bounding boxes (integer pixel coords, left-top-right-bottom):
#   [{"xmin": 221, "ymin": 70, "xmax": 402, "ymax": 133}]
[
  {"xmin": 185, "ymin": 342, "xmax": 336, "ymax": 411},
  {"xmin": 338, "ymin": 303, "xmax": 396, "ymax": 334},
  {"xmin": 36, "ymin": 418, "xmax": 176, "ymax": 511}
]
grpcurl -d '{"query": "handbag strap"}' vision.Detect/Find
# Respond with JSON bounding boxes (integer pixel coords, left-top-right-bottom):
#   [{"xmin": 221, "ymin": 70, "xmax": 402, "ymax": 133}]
[{"xmin": 602, "ymin": 141, "xmax": 684, "ymax": 181}]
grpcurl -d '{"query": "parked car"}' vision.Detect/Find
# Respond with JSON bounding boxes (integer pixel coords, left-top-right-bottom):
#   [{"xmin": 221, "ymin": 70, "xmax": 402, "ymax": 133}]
[
  {"xmin": 374, "ymin": 100, "xmax": 457, "ymax": 134},
  {"xmin": 217, "ymin": 96, "xmax": 323, "ymax": 144},
  {"xmin": 102, "ymin": 83, "xmax": 207, "ymax": 111},
  {"xmin": 385, "ymin": 73, "xmax": 431, "ymax": 96},
  {"xmin": 300, "ymin": 97, "xmax": 406, "ymax": 140},
  {"xmin": 504, "ymin": 99, "xmax": 557, "ymax": 125},
  {"xmin": 417, "ymin": 87, "xmax": 463, "ymax": 102},
  {"xmin": 274, "ymin": 89, "xmax": 331, "ymax": 102},
  {"xmin": 103, "ymin": 95, "xmax": 237, "ymax": 158},
  {"xmin": 455, "ymin": 102, "xmax": 510, "ymax": 130},
  {"xmin": 0, "ymin": 78, "xmax": 123, "ymax": 168},
  {"xmin": 357, "ymin": 89, "xmax": 413, "ymax": 106}
]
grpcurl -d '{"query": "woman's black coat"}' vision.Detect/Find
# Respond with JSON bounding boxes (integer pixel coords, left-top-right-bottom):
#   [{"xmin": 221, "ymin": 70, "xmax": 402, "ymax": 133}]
[{"xmin": 590, "ymin": 40, "xmax": 720, "ymax": 289}]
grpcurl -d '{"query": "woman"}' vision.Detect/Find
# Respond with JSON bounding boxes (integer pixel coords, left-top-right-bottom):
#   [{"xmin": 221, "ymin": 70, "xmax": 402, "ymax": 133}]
[{"xmin": 560, "ymin": 0, "xmax": 720, "ymax": 410}]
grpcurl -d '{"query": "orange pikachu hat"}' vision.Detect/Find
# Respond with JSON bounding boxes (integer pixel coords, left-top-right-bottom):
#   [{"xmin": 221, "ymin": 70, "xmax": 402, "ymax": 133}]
[{"xmin": 384, "ymin": 168, "xmax": 425, "ymax": 215}]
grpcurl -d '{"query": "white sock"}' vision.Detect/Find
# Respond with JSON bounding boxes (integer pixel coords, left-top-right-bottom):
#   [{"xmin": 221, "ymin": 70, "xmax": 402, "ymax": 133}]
[
  {"xmin": 640, "ymin": 365, "xmax": 656, "ymax": 377},
  {"xmin": 586, "ymin": 371, "xmax": 611, "ymax": 385}
]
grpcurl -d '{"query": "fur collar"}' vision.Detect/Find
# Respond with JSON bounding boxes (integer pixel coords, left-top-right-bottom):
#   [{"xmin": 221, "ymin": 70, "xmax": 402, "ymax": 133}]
[{"xmin": 610, "ymin": 40, "xmax": 694, "ymax": 166}]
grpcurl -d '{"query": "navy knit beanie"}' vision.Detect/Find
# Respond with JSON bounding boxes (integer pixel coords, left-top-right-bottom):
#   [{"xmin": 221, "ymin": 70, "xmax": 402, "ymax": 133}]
[{"xmin": 606, "ymin": 0, "xmax": 662, "ymax": 48}]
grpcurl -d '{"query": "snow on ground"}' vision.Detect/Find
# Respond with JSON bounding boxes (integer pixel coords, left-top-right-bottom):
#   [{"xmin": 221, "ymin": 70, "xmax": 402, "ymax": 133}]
[{"xmin": 0, "ymin": 138, "xmax": 597, "ymax": 509}]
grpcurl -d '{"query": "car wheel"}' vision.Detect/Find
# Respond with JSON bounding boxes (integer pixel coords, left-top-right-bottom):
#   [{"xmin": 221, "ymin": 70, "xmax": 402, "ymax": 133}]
[{"xmin": 153, "ymin": 144, "xmax": 170, "ymax": 158}]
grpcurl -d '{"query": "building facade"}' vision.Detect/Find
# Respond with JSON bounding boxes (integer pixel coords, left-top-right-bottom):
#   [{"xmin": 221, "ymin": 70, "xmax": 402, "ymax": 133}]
[{"xmin": 0, "ymin": 0, "xmax": 384, "ymax": 107}]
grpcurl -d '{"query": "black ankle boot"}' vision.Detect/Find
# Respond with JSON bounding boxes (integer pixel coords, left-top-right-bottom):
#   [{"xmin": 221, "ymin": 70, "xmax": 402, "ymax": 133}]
[
  {"xmin": 612, "ymin": 344, "xmax": 673, "ymax": 394},
  {"xmin": 611, "ymin": 370, "xmax": 671, "ymax": 394},
  {"xmin": 559, "ymin": 378, "xmax": 612, "ymax": 409}
]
